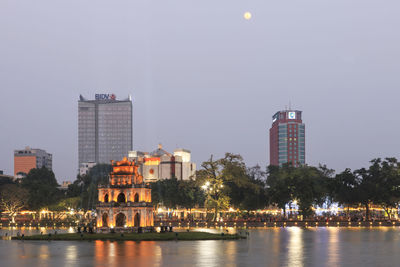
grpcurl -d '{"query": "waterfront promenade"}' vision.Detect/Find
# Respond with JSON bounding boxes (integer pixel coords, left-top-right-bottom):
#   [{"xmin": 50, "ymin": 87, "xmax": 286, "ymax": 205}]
[
  {"xmin": 155, "ymin": 220, "xmax": 400, "ymax": 228},
  {"xmin": 1, "ymin": 220, "xmax": 398, "ymax": 230}
]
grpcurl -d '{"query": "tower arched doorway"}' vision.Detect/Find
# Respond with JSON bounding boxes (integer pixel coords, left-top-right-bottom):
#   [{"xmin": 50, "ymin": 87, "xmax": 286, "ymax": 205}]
[
  {"xmin": 102, "ymin": 213, "xmax": 108, "ymax": 227},
  {"xmin": 134, "ymin": 193, "xmax": 139, "ymax": 202},
  {"xmin": 117, "ymin": 193, "xmax": 126, "ymax": 203},
  {"xmin": 134, "ymin": 213, "xmax": 140, "ymax": 227},
  {"xmin": 116, "ymin": 213, "xmax": 126, "ymax": 227},
  {"xmin": 104, "ymin": 194, "xmax": 109, "ymax": 203}
]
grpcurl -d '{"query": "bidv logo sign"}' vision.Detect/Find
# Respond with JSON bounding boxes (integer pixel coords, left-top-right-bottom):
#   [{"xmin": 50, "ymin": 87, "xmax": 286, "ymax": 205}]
[{"xmin": 95, "ymin": 94, "xmax": 116, "ymax": 100}]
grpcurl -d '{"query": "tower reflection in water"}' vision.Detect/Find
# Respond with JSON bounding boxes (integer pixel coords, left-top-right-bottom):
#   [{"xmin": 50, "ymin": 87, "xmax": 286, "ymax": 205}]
[{"xmin": 94, "ymin": 240, "xmax": 161, "ymax": 267}]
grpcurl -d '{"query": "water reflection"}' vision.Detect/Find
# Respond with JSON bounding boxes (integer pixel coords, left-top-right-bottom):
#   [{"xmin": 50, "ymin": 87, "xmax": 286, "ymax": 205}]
[
  {"xmin": 94, "ymin": 240, "xmax": 161, "ymax": 267},
  {"xmin": 196, "ymin": 240, "xmax": 219, "ymax": 267},
  {"xmin": 286, "ymin": 227, "xmax": 303, "ymax": 267},
  {"xmin": 65, "ymin": 245, "xmax": 78, "ymax": 267},
  {"xmin": 327, "ymin": 227, "xmax": 340, "ymax": 266},
  {"xmin": 38, "ymin": 244, "xmax": 50, "ymax": 267},
  {"xmin": 4, "ymin": 228, "xmax": 400, "ymax": 266}
]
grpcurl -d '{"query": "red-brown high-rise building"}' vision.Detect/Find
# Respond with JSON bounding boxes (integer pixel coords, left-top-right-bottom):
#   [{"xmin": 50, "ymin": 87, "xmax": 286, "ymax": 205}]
[{"xmin": 269, "ymin": 110, "xmax": 305, "ymax": 167}]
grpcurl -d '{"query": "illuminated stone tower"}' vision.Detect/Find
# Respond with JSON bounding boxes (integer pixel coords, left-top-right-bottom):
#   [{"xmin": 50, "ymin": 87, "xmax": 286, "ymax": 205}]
[{"xmin": 96, "ymin": 157, "xmax": 154, "ymax": 231}]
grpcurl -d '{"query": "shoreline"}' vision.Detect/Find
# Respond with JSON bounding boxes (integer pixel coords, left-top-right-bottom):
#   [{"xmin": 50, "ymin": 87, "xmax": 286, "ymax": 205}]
[
  {"xmin": 154, "ymin": 220, "xmax": 399, "ymax": 228},
  {"xmin": 11, "ymin": 232, "xmax": 245, "ymax": 241},
  {"xmin": 2, "ymin": 220, "xmax": 399, "ymax": 230}
]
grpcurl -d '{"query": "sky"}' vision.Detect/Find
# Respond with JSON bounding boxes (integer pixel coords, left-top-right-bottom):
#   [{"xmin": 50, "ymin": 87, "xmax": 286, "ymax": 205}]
[{"xmin": 1, "ymin": 0, "xmax": 400, "ymax": 182}]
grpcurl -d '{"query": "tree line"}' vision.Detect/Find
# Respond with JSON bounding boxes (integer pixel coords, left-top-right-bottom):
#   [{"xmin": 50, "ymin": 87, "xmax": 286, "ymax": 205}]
[
  {"xmin": 2, "ymin": 155, "xmax": 400, "ymax": 222},
  {"xmin": 151, "ymin": 155, "xmax": 400, "ymax": 221}
]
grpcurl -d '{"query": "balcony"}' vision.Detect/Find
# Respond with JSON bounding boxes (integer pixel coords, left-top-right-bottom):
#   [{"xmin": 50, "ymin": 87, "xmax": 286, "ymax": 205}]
[
  {"xmin": 98, "ymin": 183, "xmax": 149, "ymax": 189},
  {"xmin": 97, "ymin": 201, "xmax": 152, "ymax": 208}
]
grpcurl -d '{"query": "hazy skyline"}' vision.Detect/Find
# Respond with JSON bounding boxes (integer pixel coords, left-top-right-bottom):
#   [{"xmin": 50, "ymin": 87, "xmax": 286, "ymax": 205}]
[{"xmin": 1, "ymin": 0, "xmax": 400, "ymax": 181}]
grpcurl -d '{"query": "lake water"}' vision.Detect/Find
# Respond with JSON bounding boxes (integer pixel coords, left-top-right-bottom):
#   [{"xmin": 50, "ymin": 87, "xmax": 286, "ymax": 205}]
[{"xmin": 1, "ymin": 227, "xmax": 400, "ymax": 266}]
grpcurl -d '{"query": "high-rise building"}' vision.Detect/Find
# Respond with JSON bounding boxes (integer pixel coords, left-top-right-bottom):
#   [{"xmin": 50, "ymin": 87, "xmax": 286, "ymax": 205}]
[
  {"xmin": 14, "ymin": 146, "xmax": 52, "ymax": 176},
  {"xmin": 269, "ymin": 110, "xmax": 305, "ymax": 167},
  {"xmin": 78, "ymin": 94, "xmax": 133, "ymax": 167}
]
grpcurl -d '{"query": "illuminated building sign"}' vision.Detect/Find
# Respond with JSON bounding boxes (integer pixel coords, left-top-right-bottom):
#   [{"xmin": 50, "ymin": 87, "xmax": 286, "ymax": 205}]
[
  {"xmin": 144, "ymin": 158, "xmax": 161, "ymax": 166},
  {"xmin": 288, "ymin": 112, "xmax": 296, "ymax": 120},
  {"xmin": 272, "ymin": 113, "xmax": 279, "ymax": 122},
  {"xmin": 95, "ymin": 94, "xmax": 116, "ymax": 100}
]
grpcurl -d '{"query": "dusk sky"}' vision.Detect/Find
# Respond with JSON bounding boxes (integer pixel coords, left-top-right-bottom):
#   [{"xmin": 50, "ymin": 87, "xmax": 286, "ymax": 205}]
[{"xmin": 1, "ymin": 1, "xmax": 400, "ymax": 182}]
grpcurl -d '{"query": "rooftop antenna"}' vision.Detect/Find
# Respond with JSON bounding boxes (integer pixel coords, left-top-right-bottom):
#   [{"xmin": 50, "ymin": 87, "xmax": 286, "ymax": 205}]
[{"xmin": 289, "ymin": 101, "xmax": 292, "ymax": 110}]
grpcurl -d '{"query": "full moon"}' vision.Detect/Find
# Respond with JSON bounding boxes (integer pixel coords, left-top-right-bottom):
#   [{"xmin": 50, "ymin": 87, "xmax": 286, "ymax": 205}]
[{"xmin": 244, "ymin": 12, "xmax": 252, "ymax": 20}]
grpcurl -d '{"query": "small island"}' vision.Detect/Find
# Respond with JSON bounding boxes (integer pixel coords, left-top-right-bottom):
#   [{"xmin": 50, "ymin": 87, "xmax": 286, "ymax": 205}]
[{"xmin": 12, "ymin": 232, "xmax": 245, "ymax": 241}]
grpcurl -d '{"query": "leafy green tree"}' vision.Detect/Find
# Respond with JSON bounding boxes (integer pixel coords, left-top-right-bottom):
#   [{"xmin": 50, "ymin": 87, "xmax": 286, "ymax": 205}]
[
  {"xmin": 21, "ymin": 167, "xmax": 61, "ymax": 210},
  {"xmin": 354, "ymin": 166, "xmax": 379, "ymax": 221},
  {"xmin": 363, "ymin": 158, "xmax": 400, "ymax": 219},
  {"xmin": 292, "ymin": 165, "xmax": 331, "ymax": 219},
  {"xmin": 158, "ymin": 178, "xmax": 180, "ymax": 209},
  {"xmin": 332, "ymin": 158, "xmax": 400, "ymax": 220},
  {"xmin": 266, "ymin": 164, "xmax": 295, "ymax": 217},
  {"xmin": 0, "ymin": 176, "xmax": 15, "ymax": 187},
  {"xmin": 196, "ymin": 156, "xmax": 230, "ymax": 221},
  {"xmin": 238, "ymin": 165, "xmax": 267, "ymax": 211},
  {"xmin": 332, "ymin": 169, "xmax": 359, "ymax": 215},
  {"xmin": 220, "ymin": 154, "xmax": 263, "ymax": 209},
  {"xmin": 66, "ymin": 164, "xmax": 111, "ymax": 211},
  {"xmin": 178, "ymin": 179, "xmax": 205, "ymax": 211},
  {"xmin": 266, "ymin": 164, "xmax": 331, "ymax": 219},
  {"xmin": 48, "ymin": 197, "xmax": 81, "ymax": 222},
  {"xmin": 151, "ymin": 178, "xmax": 205, "ymax": 211}
]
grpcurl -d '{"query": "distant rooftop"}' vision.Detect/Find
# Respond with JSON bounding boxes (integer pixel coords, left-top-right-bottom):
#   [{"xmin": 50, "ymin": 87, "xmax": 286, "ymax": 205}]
[{"xmin": 79, "ymin": 94, "xmax": 132, "ymax": 103}]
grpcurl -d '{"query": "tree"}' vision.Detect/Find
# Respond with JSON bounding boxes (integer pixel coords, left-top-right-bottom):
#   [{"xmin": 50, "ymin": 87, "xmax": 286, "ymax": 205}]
[
  {"xmin": 292, "ymin": 165, "xmax": 331, "ymax": 219},
  {"xmin": 66, "ymin": 164, "xmax": 111, "ymax": 210},
  {"xmin": 239, "ymin": 166, "xmax": 267, "ymax": 211},
  {"xmin": 21, "ymin": 167, "xmax": 61, "ymax": 210},
  {"xmin": 151, "ymin": 178, "xmax": 205, "ymax": 211},
  {"xmin": 220, "ymin": 154, "xmax": 263, "ymax": 209},
  {"xmin": 48, "ymin": 197, "xmax": 81, "ymax": 222},
  {"xmin": 354, "ymin": 166, "xmax": 379, "ymax": 221},
  {"xmin": 0, "ymin": 184, "xmax": 28, "ymax": 223},
  {"xmin": 266, "ymin": 164, "xmax": 331, "ymax": 219},
  {"xmin": 158, "ymin": 178, "xmax": 180, "ymax": 209},
  {"xmin": 266, "ymin": 164, "xmax": 295, "ymax": 217},
  {"xmin": 332, "ymin": 169, "xmax": 359, "ymax": 215},
  {"xmin": 196, "ymin": 155, "xmax": 230, "ymax": 221},
  {"xmin": 363, "ymin": 158, "xmax": 400, "ymax": 220},
  {"xmin": 178, "ymin": 179, "xmax": 205, "ymax": 211}
]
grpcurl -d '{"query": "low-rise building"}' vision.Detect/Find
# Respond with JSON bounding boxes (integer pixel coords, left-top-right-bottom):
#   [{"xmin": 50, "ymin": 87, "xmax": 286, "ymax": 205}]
[
  {"xmin": 58, "ymin": 181, "xmax": 72, "ymax": 191},
  {"xmin": 79, "ymin": 162, "xmax": 97, "ymax": 176},
  {"xmin": 14, "ymin": 147, "xmax": 52, "ymax": 176},
  {"xmin": 128, "ymin": 145, "xmax": 196, "ymax": 182}
]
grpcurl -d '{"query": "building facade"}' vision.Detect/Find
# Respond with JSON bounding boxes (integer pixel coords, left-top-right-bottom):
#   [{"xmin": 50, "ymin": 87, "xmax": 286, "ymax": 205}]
[
  {"xmin": 96, "ymin": 158, "xmax": 154, "ymax": 231},
  {"xmin": 269, "ymin": 110, "xmax": 305, "ymax": 167},
  {"xmin": 78, "ymin": 94, "xmax": 133, "ymax": 167},
  {"xmin": 79, "ymin": 162, "xmax": 97, "ymax": 176},
  {"xmin": 128, "ymin": 145, "xmax": 196, "ymax": 182},
  {"xmin": 14, "ymin": 147, "xmax": 52, "ymax": 176}
]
